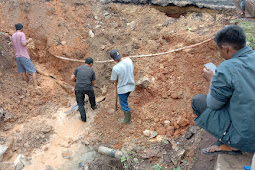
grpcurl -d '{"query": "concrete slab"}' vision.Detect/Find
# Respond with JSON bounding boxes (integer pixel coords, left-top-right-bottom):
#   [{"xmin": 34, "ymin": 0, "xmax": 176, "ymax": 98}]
[
  {"xmin": 151, "ymin": 0, "xmax": 234, "ymax": 9},
  {"xmin": 101, "ymin": 0, "xmax": 235, "ymax": 10},
  {"xmin": 215, "ymin": 153, "xmax": 253, "ymax": 170}
]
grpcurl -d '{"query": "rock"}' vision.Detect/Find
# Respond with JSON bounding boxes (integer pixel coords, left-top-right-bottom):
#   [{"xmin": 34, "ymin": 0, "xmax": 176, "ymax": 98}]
[
  {"xmin": 78, "ymin": 162, "xmax": 85, "ymax": 168},
  {"xmin": 45, "ymin": 165, "xmax": 54, "ymax": 170},
  {"xmin": 171, "ymin": 91, "xmax": 184, "ymax": 99},
  {"xmin": 0, "ymin": 72, "xmax": 3, "ymax": 77},
  {"xmin": 164, "ymin": 120, "xmax": 170, "ymax": 127},
  {"xmin": 14, "ymin": 154, "xmax": 22, "ymax": 166},
  {"xmin": 20, "ymin": 155, "xmax": 31, "ymax": 166},
  {"xmin": 137, "ymin": 77, "xmax": 152, "ymax": 88},
  {"xmin": 189, "ymin": 125, "xmax": 201, "ymax": 134},
  {"xmin": 81, "ymin": 140, "xmax": 89, "ymax": 145},
  {"xmin": 81, "ymin": 151, "xmax": 96, "ymax": 163},
  {"xmin": 100, "ymin": 0, "xmax": 111, "ymax": 4},
  {"xmin": 185, "ymin": 131, "xmax": 193, "ymax": 140},
  {"xmin": 171, "ymin": 149, "xmax": 185, "ymax": 166},
  {"xmin": 15, "ymin": 161, "xmax": 24, "ymax": 170},
  {"xmin": 61, "ymin": 41, "xmax": 66, "ymax": 46},
  {"xmin": 143, "ymin": 130, "xmax": 157, "ymax": 138},
  {"xmin": 0, "ymin": 145, "xmax": 8, "ymax": 162},
  {"xmin": 143, "ymin": 130, "xmax": 152, "ymax": 137},
  {"xmin": 150, "ymin": 131, "xmax": 158, "ymax": 138},
  {"xmin": 101, "ymin": 85, "xmax": 108, "ymax": 96},
  {"xmin": 101, "ymin": 45, "xmax": 105, "ymax": 50},
  {"xmin": 156, "ymin": 126, "xmax": 166, "ymax": 135},
  {"xmin": 0, "ymin": 162, "xmax": 15, "ymax": 170},
  {"xmin": 127, "ymin": 21, "xmax": 135, "ymax": 30},
  {"xmin": 162, "ymin": 18, "xmax": 177, "ymax": 27},
  {"xmin": 88, "ymin": 30, "xmax": 94, "ymax": 38},
  {"xmin": 95, "ymin": 25, "xmax": 101, "ymax": 29},
  {"xmin": 0, "ymin": 108, "xmax": 5, "ymax": 121},
  {"xmin": 62, "ymin": 150, "xmax": 72, "ymax": 159}
]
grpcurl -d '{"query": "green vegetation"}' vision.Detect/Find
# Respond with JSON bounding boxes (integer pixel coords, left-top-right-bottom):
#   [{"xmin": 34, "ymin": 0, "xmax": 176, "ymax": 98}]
[
  {"xmin": 153, "ymin": 164, "xmax": 165, "ymax": 170},
  {"xmin": 238, "ymin": 20, "xmax": 255, "ymax": 49}
]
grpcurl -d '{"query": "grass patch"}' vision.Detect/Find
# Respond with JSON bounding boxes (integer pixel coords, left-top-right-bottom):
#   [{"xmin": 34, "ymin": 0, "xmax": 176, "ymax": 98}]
[{"xmin": 238, "ymin": 20, "xmax": 255, "ymax": 49}]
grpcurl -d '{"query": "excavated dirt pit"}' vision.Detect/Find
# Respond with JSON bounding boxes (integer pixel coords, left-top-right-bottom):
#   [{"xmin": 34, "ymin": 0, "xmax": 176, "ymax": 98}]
[{"xmin": 0, "ymin": 0, "xmax": 238, "ymax": 169}]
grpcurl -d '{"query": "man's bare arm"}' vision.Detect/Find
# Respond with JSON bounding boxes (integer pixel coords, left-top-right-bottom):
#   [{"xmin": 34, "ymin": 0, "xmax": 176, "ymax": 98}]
[{"xmin": 71, "ymin": 74, "xmax": 76, "ymax": 82}]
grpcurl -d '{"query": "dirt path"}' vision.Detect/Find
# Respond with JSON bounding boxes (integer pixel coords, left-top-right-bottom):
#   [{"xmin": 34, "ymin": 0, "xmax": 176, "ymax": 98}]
[{"xmin": 24, "ymin": 106, "xmax": 98, "ymax": 170}]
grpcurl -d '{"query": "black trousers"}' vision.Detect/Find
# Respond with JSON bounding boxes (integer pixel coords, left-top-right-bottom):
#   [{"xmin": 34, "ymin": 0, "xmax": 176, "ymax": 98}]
[
  {"xmin": 191, "ymin": 94, "xmax": 208, "ymax": 117},
  {"xmin": 75, "ymin": 89, "xmax": 96, "ymax": 122}
]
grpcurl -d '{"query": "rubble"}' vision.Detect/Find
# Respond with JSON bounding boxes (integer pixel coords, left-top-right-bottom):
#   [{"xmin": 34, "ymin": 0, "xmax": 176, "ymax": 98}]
[{"xmin": 137, "ymin": 77, "xmax": 152, "ymax": 88}]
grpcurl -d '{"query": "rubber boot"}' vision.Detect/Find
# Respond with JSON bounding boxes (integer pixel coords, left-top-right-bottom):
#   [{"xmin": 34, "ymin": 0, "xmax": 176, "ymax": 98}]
[{"xmin": 119, "ymin": 111, "xmax": 131, "ymax": 124}]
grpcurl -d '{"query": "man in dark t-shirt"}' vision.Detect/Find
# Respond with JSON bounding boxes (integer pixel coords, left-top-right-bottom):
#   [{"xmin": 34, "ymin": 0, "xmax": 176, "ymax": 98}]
[{"xmin": 71, "ymin": 57, "xmax": 96, "ymax": 122}]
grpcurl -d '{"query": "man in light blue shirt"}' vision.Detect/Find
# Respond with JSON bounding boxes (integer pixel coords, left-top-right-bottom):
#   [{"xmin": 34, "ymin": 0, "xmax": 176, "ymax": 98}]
[{"xmin": 110, "ymin": 49, "xmax": 135, "ymax": 124}]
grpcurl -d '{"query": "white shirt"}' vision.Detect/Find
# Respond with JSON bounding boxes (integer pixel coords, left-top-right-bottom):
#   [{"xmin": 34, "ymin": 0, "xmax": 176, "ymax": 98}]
[{"xmin": 110, "ymin": 58, "xmax": 135, "ymax": 94}]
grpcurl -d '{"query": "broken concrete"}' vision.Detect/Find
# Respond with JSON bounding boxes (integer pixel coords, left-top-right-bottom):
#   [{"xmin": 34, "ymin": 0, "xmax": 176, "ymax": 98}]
[
  {"xmin": 100, "ymin": 0, "xmax": 235, "ymax": 9},
  {"xmin": 215, "ymin": 153, "xmax": 253, "ymax": 170}
]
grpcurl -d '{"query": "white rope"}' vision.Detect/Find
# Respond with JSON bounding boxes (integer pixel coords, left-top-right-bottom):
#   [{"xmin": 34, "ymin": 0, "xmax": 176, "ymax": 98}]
[{"xmin": 54, "ymin": 38, "xmax": 213, "ymax": 63}]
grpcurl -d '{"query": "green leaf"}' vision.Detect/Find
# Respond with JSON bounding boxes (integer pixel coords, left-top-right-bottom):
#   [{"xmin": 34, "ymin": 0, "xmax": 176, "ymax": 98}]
[
  {"xmin": 163, "ymin": 140, "xmax": 169, "ymax": 144},
  {"xmin": 121, "ymin": 156, "xmax": 127, "ymax": 163},
  {"xmin": 133, "ymin": 158, "xmax": 139, "ymax": 163},
  {"xmin": 186, "ymin": 27, "xmax": 193, "ymax": 32},
  {"xmin": 173, "ymin": 166, "xmax": 182, "ymax": 170}
]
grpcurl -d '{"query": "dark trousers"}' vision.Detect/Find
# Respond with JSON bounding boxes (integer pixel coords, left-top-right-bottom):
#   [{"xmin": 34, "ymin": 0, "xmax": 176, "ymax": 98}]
[
  {"xmin": 75, "ymin": 89, "xmax": 96, "ymax": 122},
  {"xmin": 191, "ymin": 94, "xmax": 208, "ymax": 117}
]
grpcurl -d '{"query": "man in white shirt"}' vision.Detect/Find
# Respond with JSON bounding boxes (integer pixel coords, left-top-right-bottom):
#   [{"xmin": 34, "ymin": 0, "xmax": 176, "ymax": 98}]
[{"xmin": 110, "ymin": 49, "xmax": 135, "ymax": 124}]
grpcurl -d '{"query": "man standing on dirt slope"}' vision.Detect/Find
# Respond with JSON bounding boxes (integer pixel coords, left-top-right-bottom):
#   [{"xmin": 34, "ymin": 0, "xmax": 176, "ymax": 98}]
[
  {"xmin": 233, "ymin": 0, "xmax": 255, "ymax": 19},
  {"xmin": 191, "ymin": 25, "xmax": 255, "ymax": 155},
  {"xmin": 12, "ymin": 23, "xmax": 37, "ymax": 87},
  {"xmin": 110, "ymin": 50, "xmax": 135, "ymax": 124},
  {"xmin": 71, "ymin": 57, "xmax": 97, "ymax": 122}
]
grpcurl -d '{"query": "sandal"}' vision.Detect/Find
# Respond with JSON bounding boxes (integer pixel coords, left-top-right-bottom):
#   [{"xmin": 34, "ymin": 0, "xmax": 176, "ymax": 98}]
[{"xmin": 202, "ymin": 141, "xmax": 242, "ymax": 155}]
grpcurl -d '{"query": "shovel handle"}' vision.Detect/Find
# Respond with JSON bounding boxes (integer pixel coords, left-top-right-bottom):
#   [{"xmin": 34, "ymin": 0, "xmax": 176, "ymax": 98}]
[{"xmin": 115, "ymin": 83, "xmax": 118, "ymax": 111}]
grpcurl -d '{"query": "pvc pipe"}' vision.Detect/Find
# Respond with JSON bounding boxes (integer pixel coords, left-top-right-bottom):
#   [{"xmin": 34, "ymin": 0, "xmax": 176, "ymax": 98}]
[{"xmin": 98, "ymin": 146, "xmax": 123, "ymax": 159}]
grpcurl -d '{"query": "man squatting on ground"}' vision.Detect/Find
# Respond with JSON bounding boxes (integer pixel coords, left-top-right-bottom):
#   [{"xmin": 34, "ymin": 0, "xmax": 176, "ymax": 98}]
[
  {"xmin": 192, "ymin": 25, "xmax": 255, "ymax": 154},
  {"xmin": 71, "ymin": 57, "xmax": 97, "ymax": 122},
  {"xmin": 233, "ymin": 0, "xmax": 255, "ymax": 18},
  {"xmin": 110, "ymin": 50, "xmax": 135, "ymax": 124},
  {"xmin": 12, "ymin": 23, "xmax": 37, "ymax": 87}
]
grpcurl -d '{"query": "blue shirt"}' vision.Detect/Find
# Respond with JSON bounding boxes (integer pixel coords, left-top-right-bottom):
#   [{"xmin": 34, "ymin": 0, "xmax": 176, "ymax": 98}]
[{"xmin": 195, "ymin": 46, "xmax": 255, "ymax": 152}]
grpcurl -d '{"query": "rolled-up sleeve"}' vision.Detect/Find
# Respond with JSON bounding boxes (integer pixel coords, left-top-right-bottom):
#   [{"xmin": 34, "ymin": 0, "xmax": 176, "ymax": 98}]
[
  {"xmin": 209, "ymin": 67, "xmax": 233, "ymax": 109},
  {"xmin": 207, "ymin": 93, "xmax": 225, "ymax": 110}
]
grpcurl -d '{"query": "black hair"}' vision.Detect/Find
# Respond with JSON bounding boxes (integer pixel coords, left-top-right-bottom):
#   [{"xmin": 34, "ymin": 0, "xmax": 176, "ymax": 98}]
[
  {"xmin": 214, "ymin": 25, "xmax": 246, "ymax": 50},
  {"xmin": 85, "ymin": 57, "xmax": 94, "ymax": 64},
  {"xmin": 15, "ymin": 23, "xmax": 23, "ymax": 30}
]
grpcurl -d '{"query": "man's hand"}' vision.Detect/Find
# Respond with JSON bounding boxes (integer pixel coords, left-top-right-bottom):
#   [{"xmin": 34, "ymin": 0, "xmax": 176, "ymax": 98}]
[
  {"xmin": 71, "ymin": 74, "xmax": 76, "ymax": 82},
  {"xmin": 25, "ymin": 38, "xmax": 33, "ymax": 46},
  {"xmin": 113, "ymin": 80, "xmax": 118, "ymax": 86},
  {"xmin": 203, "ymin": 67, "xmax": 214, "ymax": 83}
]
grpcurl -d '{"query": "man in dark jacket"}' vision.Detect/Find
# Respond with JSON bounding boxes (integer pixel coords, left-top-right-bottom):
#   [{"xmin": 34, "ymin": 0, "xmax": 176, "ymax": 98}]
[
  {"xmin": 192, "ymin": 25, "xmax": 255, "ymax": 154},
  {"xmin": 71, "ymin": 57, "xmax": 96, "ymax": 122}
]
